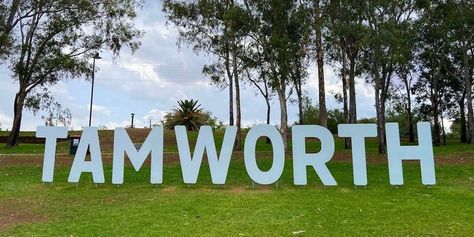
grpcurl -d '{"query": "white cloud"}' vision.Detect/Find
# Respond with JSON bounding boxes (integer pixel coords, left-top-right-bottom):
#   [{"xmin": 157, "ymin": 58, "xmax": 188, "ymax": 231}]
[
  {"xmin": 0, "ymin": 111, "xmax": 13, "ymax": 130},
  {"xmin": 144, "ymin": 109, "xmax": 168, "ymax": 122}
]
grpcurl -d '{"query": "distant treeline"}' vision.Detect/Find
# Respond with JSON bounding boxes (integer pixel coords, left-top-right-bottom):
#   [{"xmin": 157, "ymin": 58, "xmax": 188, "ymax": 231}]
[{"xmin": 163, "ymin": 0, "xmax": 473, "ymax": 153}]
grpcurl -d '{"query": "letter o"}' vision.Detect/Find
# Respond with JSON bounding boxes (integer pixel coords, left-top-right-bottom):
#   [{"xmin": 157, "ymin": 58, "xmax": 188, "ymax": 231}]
[{"xmin": 244, "ymin": 124, "xmax": 285, "ymax": 185}]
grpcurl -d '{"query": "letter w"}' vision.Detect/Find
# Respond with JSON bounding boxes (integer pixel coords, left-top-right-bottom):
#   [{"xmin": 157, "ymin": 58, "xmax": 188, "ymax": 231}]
[{"xmin": 175, "ymin": 126, "xmax": 237, "ymax": 184}]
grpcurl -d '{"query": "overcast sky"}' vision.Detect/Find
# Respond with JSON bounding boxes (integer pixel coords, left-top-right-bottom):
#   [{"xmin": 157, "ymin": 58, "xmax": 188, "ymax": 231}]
[{"xmin": 0, "ymin": 1, "xmax": 377, "ymax": 131}]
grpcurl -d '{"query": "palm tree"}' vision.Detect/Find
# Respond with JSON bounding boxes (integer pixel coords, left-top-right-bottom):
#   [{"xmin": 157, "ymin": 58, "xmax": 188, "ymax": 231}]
[{"xmin": 165, "ymin": 99, "xmax": 208, "ymax": 131}]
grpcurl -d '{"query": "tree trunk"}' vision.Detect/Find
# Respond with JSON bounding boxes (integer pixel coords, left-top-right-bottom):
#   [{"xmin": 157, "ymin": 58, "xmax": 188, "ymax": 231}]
[
  {"xmin": 441, "ymin": 113, "xmax": 446, "ymax": 146},
  {"xmin": 432, "ymin": 75, "xmax": 441, "ymax": 146},
  {"xmin": 232, "ymin": 46, "xmax": 241, "ymax": 151},
  {"xmin": 229, "ymin": 79, "xmax": 234, "ymax": 126},
  {"xmin": 297, "ymin": 90, "xmax": 304, "ymax": 125},
  {"xmin": 0, "ymin": 0, "xmax": 20, "ymax": 55},
  {"xmin": 293, "ymin": 59, "xmax": 304, "ymax": 125},
  {"xmin": 464, "ymin": 48, "xmax": 474, "ymax": 144},
  {"xmin": 460, "ymin": 90, "xmax": 467, "ymax": 143},
  {"xmin": 403, "ymin": 75, "xmax": 415, "ymax": 143},
  {"xmin": 6, "ymin": 0, "xmax": 21, "ymax": 31},
  {"xmin": 315, "ymin": 0, "xmax": 327, "ymax": 128},
  {"xmin": 373, "ymin": 57, "xmax": 386, "ymax": 154},
  {"xmin": 224, "ymin": 44, "xmax": 234, "ymax": 127},
  {"xmin": 407, "ymin": 107, "xmax": 414, "ymax": 143},
  {"xmin": 348, "ymin": 56, "xmax": 357, "ymax": 125},
  {"xmin": 6, "ymin": 91, "xmax": 27, "ymax": 148},
  {"xmin": 266, "ymin": 97, "xmax": 271, "ymax": 144},
  {"xmin": 266, "ymin": 98, "xmax": 271, "ymax": 126},
  {"xmin": 277, "ymin": 90, "xmax": 288, "ymax": 150},
  {"xmin": 341, "ymin": 49, "xmax": 350, "ymax": 149},
  {"xmin": 381, "ymin": 95, "xmax": 387, "ymax": 148}
]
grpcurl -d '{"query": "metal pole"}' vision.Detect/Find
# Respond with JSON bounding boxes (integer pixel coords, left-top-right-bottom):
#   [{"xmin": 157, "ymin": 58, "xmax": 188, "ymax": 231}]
[{"xmin": 88, "ymin": 57, "xmax": 96, "ymax": 127}]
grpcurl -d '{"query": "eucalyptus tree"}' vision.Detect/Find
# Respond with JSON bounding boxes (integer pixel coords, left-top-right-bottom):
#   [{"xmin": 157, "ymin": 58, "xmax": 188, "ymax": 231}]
[
  {"xmin": 412, "ymin": 55, "xmax": 454, "ymax": 147},
  {"xmin": 409, "ymin": 0, "xmax": 473, "ymax": 146},
  {"xmin": 396, "ymin": 62, "xmax": 417, "ymax": 143},
  {"xmin": 41, "ymin": 101, "xmax": 72, "ymax": 128},
  {"xmin": 324, "ymin": 0, "xmax": 368, "ymax": 148},
  {"xmin": 444, "ymin": 0, "xmax": 474, "ymax": 143},
  {"xmin": 288, "ymin": 3, "xmax": 312, "ymax": 125},
  {"xmin": 312, "ymin": 0, "xmax": 327, "ymax": 127},
  {"xmin": 164, "ymin": 0, "xmax": 252, "ymax": 150},
  {"xmin": 241, "ymin": 48, "xmax": 274, "ymax": 127},
  {"xmin": 5, "ymin": 0, "xmax": 142, "ymax": 147},
  {"xmin": 242, "ymin": 0, "xmax": 302, "ymax": 149},
  {"xmin": 394, "ymin": 17, "xmax": 417, "ymax": 143},
  {"xmin": 0, "ymin": 0, "xmax": 21, "ymax": 59},
  {"xmin": 413, "ymin": 1, "xmax": 455, "ymax": 146},
  {"xmin": 361, "ymin": 0, "xmax": 416, "ymax": 154}
]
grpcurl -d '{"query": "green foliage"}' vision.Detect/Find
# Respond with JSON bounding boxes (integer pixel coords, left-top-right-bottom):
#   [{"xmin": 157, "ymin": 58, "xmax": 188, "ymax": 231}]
[
  {"xmin": 296, "ymin": 96, "xmax": 345, "ymax": 134},
  {"xmin": 299, "ymin": 96, "xmax": 320, "ymax": 125},
  {"xmin": 9, "ymin": 0, "xmax": 143, "ymax": 89},
  {"xmin": 163, "ymin": 0, "xmax": 247, "ymax": 88},
  {"xmin": 163, "ymin": 99, "xmax": 221, "ymax": 131},
  {"xmin": 385, "ymin": 104, "xmax": 420, "ymax": 137},
  {"xmin": 358, "ymin": 117, "xmax": 377, "ymax": 124},
  {"xmin": 3, "ymin": 0, "xmax": 144, "ymax": 146}
]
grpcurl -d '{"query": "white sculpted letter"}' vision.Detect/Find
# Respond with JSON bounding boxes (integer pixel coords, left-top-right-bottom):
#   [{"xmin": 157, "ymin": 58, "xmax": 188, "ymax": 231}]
[
  {"xmin": 68, "ymin": 127, "xmax": 104, "ymax": 184},
  {"xmin": 386, "ymin": 122, "xmax": 436, "ymax": 185},
  {"xmin": 176, "ymin": 126, "xmax": 236, "ymax": 184},
  {"xmin": 244, "ymin": 125, "xmax": 284, "ymax": 185},
  {"xmin": 112, "ymin": 127, "xmax": 163, "ymax": 184},
  {"xmin": 292, "ymin": 125, "xmax": 336, "ymax": 186},
  {"xmin": 338, "ymin": 124, "xmax": 377, "ymax": 186},
  {"xmin": 37, "ymin": 126, "xmax": 68, "ymax": 182}
]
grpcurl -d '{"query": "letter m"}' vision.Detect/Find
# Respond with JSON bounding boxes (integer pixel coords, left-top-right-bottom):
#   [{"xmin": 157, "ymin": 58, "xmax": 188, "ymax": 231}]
[{"xmin": 112, "ymin": 127, "xmax": 163, "ymax": 184}]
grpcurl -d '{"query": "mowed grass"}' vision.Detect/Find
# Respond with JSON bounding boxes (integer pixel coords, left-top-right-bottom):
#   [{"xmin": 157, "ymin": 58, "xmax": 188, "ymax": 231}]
[
  {"xmin": 0, "ymin": 157, "xmax": 474, "ymax": 236},
  {"xmin": 1, "ymin": 129, "xmax": 473, "ymax": 235}
]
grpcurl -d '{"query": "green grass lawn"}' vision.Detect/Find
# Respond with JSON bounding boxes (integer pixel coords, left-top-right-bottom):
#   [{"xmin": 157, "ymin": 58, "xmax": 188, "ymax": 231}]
[
  {"xmin": 1, "ymin": 157, "xmax": 473, "ymax": 236},
  {"xmin": 1, "ymin": 129, "xmax": 473, "ymax": 235}
]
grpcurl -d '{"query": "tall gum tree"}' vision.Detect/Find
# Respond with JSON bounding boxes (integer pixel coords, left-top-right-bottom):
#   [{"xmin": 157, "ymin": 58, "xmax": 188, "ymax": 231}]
[
  {"xmin": 361, "ymin": 0, "xmax": 416, "ymax": 154},
  {"xmin": 247, "ymin": 0, "xmax": 298, "ymax": 149},
  {"xmin": 164, "ymin": 0, "xmax": 250, "ymax": 150},
  {"xmin": 447, "ymin": 0, "xmax": 474, "ymax": 144},
  {"xmin": 5, "ymin": 0, "xmax": 142, "ymax": 147},
  {"xmin": 0, "ymin": 0, "xmax": 22, "ymax": 59},
  {"xmin": 313, "ymin": 0, "xmax": 327, "ymax": 127},
  {"xmin": 325, "ymin": 0, "xmax": 367, "ymax": 148}
]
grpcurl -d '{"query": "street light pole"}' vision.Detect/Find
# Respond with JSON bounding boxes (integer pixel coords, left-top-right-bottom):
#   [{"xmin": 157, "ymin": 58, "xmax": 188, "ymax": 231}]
[
  {"xmin": 131, "ymin": 113, "xmax": 135, "ymax": 128},
  {"xmin": 88, "ymin": 53, "xmax": 101, "ymax": 127}
]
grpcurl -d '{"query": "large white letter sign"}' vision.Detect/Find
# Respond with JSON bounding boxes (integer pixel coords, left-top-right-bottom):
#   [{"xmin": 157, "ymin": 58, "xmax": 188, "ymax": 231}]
[
  {"xmin": 112, "ymin": 127, "xmax": 163, "ymax": 185},
  {"xmin": 338, "ymin": 124, "xmax": 377, "ymax": 186},
  {"xmin": 175, "ymin": 126, "xmax": 237, "ymax": 184},
  {"xmin": 244, "ymin": 124, "xmax": 284, "ymax": 185},
  {"xmin": 68, "ymin": 127, "xmax": 105, "ymax": 184},
  {"xmin": 386, "ymin": 122, "xmax": 436, "ymax": 185},
  {"xmin": 36, "ymin": 126, "xmax": 68, "ymax": 183},
  {"xmin": 292, "ymin": 125, "xmax": 337, "ymax": 186}
]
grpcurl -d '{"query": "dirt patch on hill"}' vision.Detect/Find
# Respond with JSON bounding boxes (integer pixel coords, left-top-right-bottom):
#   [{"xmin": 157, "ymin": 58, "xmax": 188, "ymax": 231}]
[
  {"xmin": 0, "ymin": 199, "xmax": 47, "ymax": 233},
  {"xmin": 96, "ymin": 129, "xmax": 183, "ymax": 153}
]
